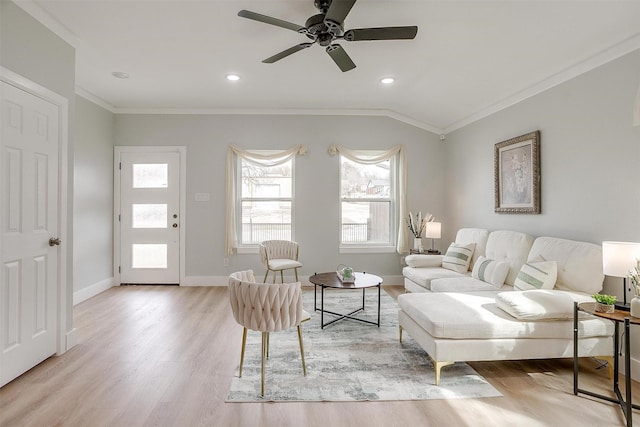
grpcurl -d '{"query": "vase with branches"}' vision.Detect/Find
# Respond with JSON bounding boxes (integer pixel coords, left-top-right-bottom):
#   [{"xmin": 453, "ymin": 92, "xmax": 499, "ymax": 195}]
[{"xmin": 407, "ymin": 211, "xmax": 433, "ymax": 251}]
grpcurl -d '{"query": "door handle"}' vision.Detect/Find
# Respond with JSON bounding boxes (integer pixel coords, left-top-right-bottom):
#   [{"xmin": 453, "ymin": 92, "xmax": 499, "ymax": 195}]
[
  {"xmin": 49, "ymin": 237, "xmax": 62, "ymax": 246},
  {"xmin": 172, "ymin": 223, "xmax": 178, "ymax": 228}
]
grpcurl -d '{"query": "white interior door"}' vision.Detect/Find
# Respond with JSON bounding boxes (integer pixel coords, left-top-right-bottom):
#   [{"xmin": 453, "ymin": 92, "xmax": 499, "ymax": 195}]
[
  {"xmin": 1, "ymin": 81, "xmax": 60, "ymax": 386},
  {"xmin": 117, "ymin": 150, "xmax": 181, "ymax": 284}
]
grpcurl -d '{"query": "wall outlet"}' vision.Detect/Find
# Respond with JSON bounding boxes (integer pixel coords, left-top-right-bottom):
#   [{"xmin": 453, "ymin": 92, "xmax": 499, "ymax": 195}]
[
  {"xmin": 195, "ymin": 192, "xmax": 210, "ymax": 202},
  {"xmin": 223, "ymin": 257, "xmax": 229, "ymax": 267}
]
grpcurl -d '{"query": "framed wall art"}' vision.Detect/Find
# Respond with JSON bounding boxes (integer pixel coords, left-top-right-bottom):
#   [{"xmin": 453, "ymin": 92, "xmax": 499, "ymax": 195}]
[{"xmin": 494, "ymin": 130, "xmax": 540, "ymax": 214}]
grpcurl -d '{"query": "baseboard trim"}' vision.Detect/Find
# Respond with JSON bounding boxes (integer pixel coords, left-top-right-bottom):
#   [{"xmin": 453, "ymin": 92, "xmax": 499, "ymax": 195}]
[
  {"xmin": 73, "ymin": 277, "xmax": 115, "ymax": 305},
  {"xmin": 64, "ymin": 328, "xmax": 77, "ymax": 352}
]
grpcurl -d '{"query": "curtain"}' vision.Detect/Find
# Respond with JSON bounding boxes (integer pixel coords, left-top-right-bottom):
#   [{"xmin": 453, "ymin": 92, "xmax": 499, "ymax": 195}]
[
  {"xmin": 225, "ymin": 144, "xmax": 308, "ymax": 256},
  {"xmin": 328, "ymin": 144, "xmax": 408, "ymax": 254}
]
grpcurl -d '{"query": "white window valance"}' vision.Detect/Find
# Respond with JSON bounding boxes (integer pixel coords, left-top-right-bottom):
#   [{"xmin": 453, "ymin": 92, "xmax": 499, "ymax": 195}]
[
  {"xmin": 225, "ymin": 144, "xmax": 308, "ymax": 255},
  {"xmin": 328, "ymin": 144, "xmax": 408, "ymax": 254}
]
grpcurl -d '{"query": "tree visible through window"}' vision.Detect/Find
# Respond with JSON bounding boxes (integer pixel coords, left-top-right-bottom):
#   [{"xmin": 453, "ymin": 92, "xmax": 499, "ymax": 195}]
[
  {"xmin": 340, "ymin": 155, "xmax": 394, "ymax": 245},
  {"xmin": 239, "ymin": 157, "xmax": 293, "ymax": 244}
]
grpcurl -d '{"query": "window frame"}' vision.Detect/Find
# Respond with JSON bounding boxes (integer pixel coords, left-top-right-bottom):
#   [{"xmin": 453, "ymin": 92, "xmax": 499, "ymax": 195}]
[
  {"xmin": 338, "ymin": 152, "xmax": 397, "ymax": 254},
  {"xmin": 235, "ymin": 151, "xmax": 295, "ymax": 254}
]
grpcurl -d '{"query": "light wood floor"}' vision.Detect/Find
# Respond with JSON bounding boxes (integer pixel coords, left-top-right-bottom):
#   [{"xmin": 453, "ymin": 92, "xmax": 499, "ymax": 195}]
[{"xmin": 0, "ymin": 285, "xmax": 637, "ymax": 426}]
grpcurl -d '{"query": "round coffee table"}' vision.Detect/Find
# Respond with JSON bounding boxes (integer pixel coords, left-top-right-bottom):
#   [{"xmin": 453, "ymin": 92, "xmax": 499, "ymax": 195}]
[{"xmin": 308, "ymin": 272, "xmax": 383, "ymax": 329}]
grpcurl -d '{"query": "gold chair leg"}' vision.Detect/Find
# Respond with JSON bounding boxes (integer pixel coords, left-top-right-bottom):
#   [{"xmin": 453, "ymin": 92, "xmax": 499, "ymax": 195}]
[
  {"xmin": 239, "ymin": 327, "xmax": 247, "ymax": 377},
  {"xmin": 261, "ymin": 332, "xmax": 268, "ymax": 397},
  {"xmin": 297, "ymin": 325, "xmax": 307, "ymax": 376},
  {"xmin": 399, "ymin": 325, "xmax": 403, "ymax": 343},
  {"xmin": 263, "ymin": 270, "xmax": 269, "ymax": 283},
  {"xmin": 272, "ymin": 271, "xmax": 277, "ymax": 284},
  {"xmin": 294, "ymin": 268, "xmax": 299, "ymax": 282},
  {"xmin": 600, "ymin": 355, "xmax": 614, "ymax": 379},
  {"xmin": 434, "ymin": 360, "xmax": 454, "ymax": 386},
  {"xmin": 266, "ymin": 332, "xmax": 270, "ymax": 358},
  {"xmin": 280, "ymin": 270, "xmax": 284, "ymax": 283}
]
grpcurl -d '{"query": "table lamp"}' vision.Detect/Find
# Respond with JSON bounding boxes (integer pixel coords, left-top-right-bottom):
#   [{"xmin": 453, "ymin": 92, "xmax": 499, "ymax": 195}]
[
  {"xmin": 602, "ymin": 241, "xmax": 640, "ymax": 311},
  {"xmin": 425, "ymin": 221, "xmax": 441, "ymax": 254}
]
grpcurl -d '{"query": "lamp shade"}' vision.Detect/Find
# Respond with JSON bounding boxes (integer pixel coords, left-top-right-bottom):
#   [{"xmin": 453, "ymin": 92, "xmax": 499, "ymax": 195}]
[
  {"xmin": 425, "ymin": 221, "xmax": 441, "ymax": 239},
  {"xmin": 602, "ymin": 241, "xmax": 640, "ymax": 277}
]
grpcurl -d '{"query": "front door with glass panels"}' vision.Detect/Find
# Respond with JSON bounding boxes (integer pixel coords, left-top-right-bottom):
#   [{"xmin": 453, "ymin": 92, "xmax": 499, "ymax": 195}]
[{"xmin": 118, "ymin": 150, "xmax": 180, "ymax": 284}]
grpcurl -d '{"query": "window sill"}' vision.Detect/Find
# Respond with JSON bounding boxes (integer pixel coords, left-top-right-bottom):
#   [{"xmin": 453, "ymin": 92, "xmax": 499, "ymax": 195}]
[
  {"xmin": 237, "ymin": 246, "xmax": 259, "ymax": 255},
  {"xmin": 339, "ymin": 245, "xmax": 396, "ymax": 254}
]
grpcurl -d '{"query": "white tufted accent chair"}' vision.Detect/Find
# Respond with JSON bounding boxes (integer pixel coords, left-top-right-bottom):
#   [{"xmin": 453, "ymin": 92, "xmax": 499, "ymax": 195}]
[
  {"xmin": 259, "ymin": 240, "xmax": 302, "ymax": 283},
  {"xmin": 228, "ymin": 269, "xmax": 309, "ymax": 397}
]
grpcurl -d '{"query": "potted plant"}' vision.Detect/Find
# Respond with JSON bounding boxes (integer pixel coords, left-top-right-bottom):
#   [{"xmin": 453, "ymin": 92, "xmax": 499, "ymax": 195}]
[{"xmin": 592, "ymin": 294, "xmax": 617, "ymax": 314}]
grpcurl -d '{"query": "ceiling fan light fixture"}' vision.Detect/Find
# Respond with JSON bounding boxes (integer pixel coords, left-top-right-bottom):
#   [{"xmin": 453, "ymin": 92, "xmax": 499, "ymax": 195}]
[
  {"xmin": 226, "ymin": 74, "xmax": 241, "ymax": 81},
  {"xmin": 111, "ymin": 71, "xmax": 129, "ymax": 79},
  {"xmin": 380, "ymin": 77, "xmax": 395, "ymax": 85}
]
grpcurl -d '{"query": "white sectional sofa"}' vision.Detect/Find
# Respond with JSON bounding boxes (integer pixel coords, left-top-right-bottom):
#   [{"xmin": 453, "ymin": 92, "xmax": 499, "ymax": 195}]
[{"xmin": 398, "ymin": 228, "xmax": 615, "ymax": 384}]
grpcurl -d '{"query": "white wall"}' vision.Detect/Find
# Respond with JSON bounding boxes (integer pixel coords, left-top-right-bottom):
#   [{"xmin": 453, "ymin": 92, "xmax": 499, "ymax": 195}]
[
  {"xmin": 444, "ymin": 49, "xmax": 640, "ymax": 246},
  {"xmin": 115, "ymin": 114, "xmax": 444, "ymax": 283},
  {"xmin": 444, "ymin": 49, "xmax": 640, "ymax": 367},
  {"xmin": 73, "ymin": 95, "xmax": 115, "ymax": 302},
  {"xmin": 1, "ymin": 0, "xmax": 76, "ymax": 332}
]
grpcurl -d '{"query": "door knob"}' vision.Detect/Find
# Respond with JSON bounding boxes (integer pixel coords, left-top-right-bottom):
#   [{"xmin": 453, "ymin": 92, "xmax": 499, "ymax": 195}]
[
  {"xmin": 49, "ymin": 237, "xmax": 62, "ymax": 246},
  {"xmin": 172, "ymin": 223, "xmax": 178, "ymax": 228}
]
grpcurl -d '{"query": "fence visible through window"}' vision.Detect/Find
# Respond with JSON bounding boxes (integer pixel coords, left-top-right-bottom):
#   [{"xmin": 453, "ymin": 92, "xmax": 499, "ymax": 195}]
[
  {"xmin": 242, "ymin": 222, "xmax": 291, "ymax": 243},
  {"xmin": 341, "ymin": 223, "xmax": 369, "ymax": 243}
]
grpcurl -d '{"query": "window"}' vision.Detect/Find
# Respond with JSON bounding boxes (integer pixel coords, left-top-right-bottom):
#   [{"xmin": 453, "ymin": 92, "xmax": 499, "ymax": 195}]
[
  {"xmin": 340, "ymin": 154, "xmax": 395, "ymax": 248},
  {"xmin": 238, "ymin": 156, "xmax": 293, "ymax": 244}
]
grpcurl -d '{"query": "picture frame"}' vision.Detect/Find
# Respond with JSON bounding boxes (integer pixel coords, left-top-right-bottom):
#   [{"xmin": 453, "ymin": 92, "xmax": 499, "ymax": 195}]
[{"xmin": 494, "ymin": 130, "xmax": 540, "ymax": 214}]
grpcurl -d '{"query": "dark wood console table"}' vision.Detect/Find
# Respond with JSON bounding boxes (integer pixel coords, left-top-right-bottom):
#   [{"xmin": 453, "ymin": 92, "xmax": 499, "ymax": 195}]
[{"xmin": 574, "ymin": 302, "xmax": 640, "ymax": 426}]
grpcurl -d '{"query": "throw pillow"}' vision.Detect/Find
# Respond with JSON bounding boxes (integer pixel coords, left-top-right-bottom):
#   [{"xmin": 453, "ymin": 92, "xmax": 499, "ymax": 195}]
[
  {"xmin": 495, "ymin": 290, "xmax": 574, "ymax": 321},
  {"xmin": 471, "ymin": 256, "xmax": 510, "ymax": 288},
  {"xmin": 514, "ymin": 261, "xmax": 558, "ymax": 291},
  {"xmin": 441, "ymin": 242, "xmax": 475, "ymax": 274}
]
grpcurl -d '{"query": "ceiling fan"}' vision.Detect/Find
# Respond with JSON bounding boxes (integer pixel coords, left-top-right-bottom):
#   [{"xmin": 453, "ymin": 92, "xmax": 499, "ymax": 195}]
[{"xmin": 238, "ymin": 0, "xmax": 418, "ymax": 72}]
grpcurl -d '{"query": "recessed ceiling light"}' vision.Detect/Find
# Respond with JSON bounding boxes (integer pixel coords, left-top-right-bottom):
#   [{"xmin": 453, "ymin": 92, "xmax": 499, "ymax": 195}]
[
  {"xmin": 226, "ymin": 74, "xmax": 240, "ymax": 81},
  {"xmin": 380, "ymin": 77, "xmax": 395, "ymax": 85},
  {"xmin": 112, "ymin": 71, "xmax": 129, "ymax": 79}
]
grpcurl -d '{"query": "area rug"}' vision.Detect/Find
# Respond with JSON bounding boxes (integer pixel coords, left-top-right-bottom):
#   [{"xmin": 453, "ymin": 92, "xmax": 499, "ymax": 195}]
[{"xmin": 226, "ymin": 288, "xmax": 502, "ymax": 402}]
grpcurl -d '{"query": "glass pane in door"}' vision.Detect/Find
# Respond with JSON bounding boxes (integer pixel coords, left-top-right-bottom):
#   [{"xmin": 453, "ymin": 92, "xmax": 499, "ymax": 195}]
[
  {"xmin": 132, "ymin": 204, "xmax": 167, "ymax": 228},
  {"xmin": 133, "ymin": 164, "xmax": 168, "ymax": 188},
  {"xmin": 132, "ymin": 244, "xmax": 167, "ymax": 268}
]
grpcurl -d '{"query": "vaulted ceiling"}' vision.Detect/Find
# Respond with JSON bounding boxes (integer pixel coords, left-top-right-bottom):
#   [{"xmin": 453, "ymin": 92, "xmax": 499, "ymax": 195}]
[{"xmin": 17, "ymin": 0, "xmax": 640, "ymax": 133}]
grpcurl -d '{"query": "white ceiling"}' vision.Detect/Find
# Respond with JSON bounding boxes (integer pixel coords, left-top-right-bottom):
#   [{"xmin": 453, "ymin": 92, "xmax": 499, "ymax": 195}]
[{"xmin": 16, "ymin": 0, "xmax": 640, "ymax": 133}]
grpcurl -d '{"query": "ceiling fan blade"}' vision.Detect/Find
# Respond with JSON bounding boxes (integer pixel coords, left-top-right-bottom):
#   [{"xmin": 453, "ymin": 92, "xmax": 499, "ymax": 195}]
[
  {"xmin": 344, "ymin": 26, "xmax": 418, "ymax": 41},
  {"xmin": 326, "ymin": 44, "xmax": 356, "ymax": 72},
  {"xmin": 238, "ymin": 10, "xmax": 305, "ymax": 33},
  {"xmin": 325, "ymin": 0, "xmax": 357, "ymax": 25},
  {"xmin": 263, "ymin": 43, "xmax": 313, "ymax": 63}
]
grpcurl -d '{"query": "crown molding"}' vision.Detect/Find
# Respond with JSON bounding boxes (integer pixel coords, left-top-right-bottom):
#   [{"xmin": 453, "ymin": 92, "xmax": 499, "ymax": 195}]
[
  {"xmin": 14, "ymin": 0, "xmax": 80, "ymax": 48},
  {"xmin": 75, "ymin": 87, "xmax": 117, "ymax": 113},
  {"xmin": 443, "ymin": 33, "xmax": 640, "ymax": 134},
  {"xmin": 110, "ymin": 106, "xmax": 443, "ymax": 133}
]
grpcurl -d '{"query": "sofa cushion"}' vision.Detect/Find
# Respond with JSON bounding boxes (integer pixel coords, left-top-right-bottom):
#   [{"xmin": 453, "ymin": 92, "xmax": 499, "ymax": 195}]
[
  {"xmin": 430, "ymin": 277, "xmax": 511, "ymax": 293},
  {"xmin": 528, "ymin": 237, "xmax": 604, "ymax": 295},
  {"xmin": 402, "ymin": 266, "xmax": 466, "ymax": 291},
  {"xmin": 442, "ymin": 243, "xmax": 475, "ymax": 273},
  {"xmin": 405, "ymin": 254, "xmax": 443, "ymax": 268},
  {"xmin": 485, "ymin": 230, "xmax": 534, "ymax": 286},
  {"xmin": 495, "ymin": 290, "xmax": 575, "ymax": 321},
  {"xmin": 454, "ymin": 228, "xmax": 490, "ymax": 269},
  {"xmin": 397, "ymin": 292, "xmax": 613, "ymax": 339},
  {"xmin": 514, "ymin": 261, "xmax": 558, "ymax": 291},
  {"xmin": 471, "ymin": 256, "xmax": 510, "ymax": 287}
]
